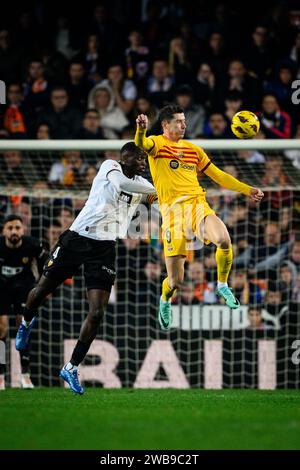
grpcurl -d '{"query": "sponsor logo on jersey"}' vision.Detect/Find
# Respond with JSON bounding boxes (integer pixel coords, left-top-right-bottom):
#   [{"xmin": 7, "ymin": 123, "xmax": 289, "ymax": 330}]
[
  {"xmin": 22, "ymin": 257, "xmax": 29, "ymax": 264},
  {"xmin": 170, "ymin": 160, "xmax": 179, "ymax": 169},
  {"xmin": 181, "ymin": 163, "xmax": 195, "ymax": 171},
  {"xmin": 119, "ymin": 191, "xmax": 133, "ymax": 204}
]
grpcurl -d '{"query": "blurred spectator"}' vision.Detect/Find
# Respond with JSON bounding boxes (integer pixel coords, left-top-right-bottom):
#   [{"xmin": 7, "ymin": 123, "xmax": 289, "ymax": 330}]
[
  {"xmin": 287, "ymin": 239, "xmax": 300, "ymax": 274},
  {"xmin": 0, "ymin": 29, "xmax": 23, "ymax": 83},
  {"xmin": 90, "ymin": 3, "xmax": 122, "ymax": 57},
  {"xmin": 66, "ymin": 61, "xmax": 93, "ymax": 111},
  {"xmin": 46, "ymin": 220, "xmax": 63, "ymax": 251},
  {"xmin": 23, "ymin": 59, "xmax": 50, "ymax": 114},
  {"xmin": 95, "ymin": 64, "xmax": 137, "ymax": 115},
  {"xmin": 76, "ymin": 34, "xmax": 107, "ymax": 83},
  {"xmin": 186, "ymin": 260, "xmax": 216, "ymax": 303},
  {"xmin": 289, "ymin": 31, "xmax": 300, "ymax": 78},
  {"xmin": 168, "ymin": 37, "xmax": 191, "ymax": 85},
  {"xmin": 264, "ymin": 62, "xmax": 296, "ymax": 119},
  {"xmin": 83, "ymin": 166, "xmax": 97, "ymax": 189},
  {"xmin": 0, "ymin": 151, "xmax": 37, "ymax": 186},
  {"xmin": 175, "ymin": 85, "xmax": 205, "ymax": 138},
  {"xmin": 245, "ymin": 25, "xmax": 276, "ymax": 80},
  {"xmin": 265, "ymin": 281, "xmax": 285, "ymax": 316},
  {"xmin": 203, "ymin": 112, "xmax": 230, "ymax": 139},
  {"xmin": 56, "ymin": 207, "xmax": 75, "ymax": 231},
  {"xmin": 205, "ymin": 32, "xmax": 227, "ymax": 79},
  {"xmin": 279, "ymin": 261, "xmax": 297, "ymax": 302},
  {"xmin": 75, "ymin": 109, "xmax": 105, "ymax": 139},
  {"xmin": 48, "ymin": 150, "xmax": 87, "ymax": 187},
  {"xmin": 223, "ymin": 91, "xmax": 243, "ymax": 122},
  {"xmin": 1, "ymin": 83, "xmax": 28, "ymax": 137},
  {"xmin": 88, "ymin": 85, "xmax": 129, "ymax": 138},
  {"xmin": 135, "ymin": 96, "xmax": 158, "ymax": 130},
  {"xmin": 36, "ymin": 87, "xmax": 81, "ymax": 139},
  {"xmin": 36, "ymin": 122, "xmax": 51, "ymax": 140},
  {"xmin": 193, "ymin": 63, "xmax": 216, "ymax": 110},
  {"xmin": 237, "ymin": 149, "xmax": 265, "ymax": 164},
  {"xmin": 247, "ymin": 306, "xmax": 268, "ymax": 330},
  {"xmin": 124, "ymin": 30, "xmax": 150, "ymax": 85},
  {"xmin": 222, "ymin": 59, "xmax": 261, "ymax": 108},
  {"xmin": 261, "ymin": 155, "xmax": 287, "ymax": 185},
  {"xmin": 55, "ymin": 16, "xmax": 79, "ymax": 60},
  {"xmin": 258, "ymin": 94, "xmax": 292, "ymax": 139},
  {"xmin": 146, "ymin": 59, "xmax": 174, "ymax": 108}
]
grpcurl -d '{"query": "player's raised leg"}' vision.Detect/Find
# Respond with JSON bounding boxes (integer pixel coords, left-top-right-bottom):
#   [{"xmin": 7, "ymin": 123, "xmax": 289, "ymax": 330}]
[
  {"xmin": 0, "ymin": 315, "xmax": 8, "ymax": 390},
  {"xmin": 60, "ymin": 289, "xmax": 110, "ymax": 394},
  {"xmin": 203, "ymin": 214, "xmax": 240, "ymax": 309},
  {"xmin": 16, "ymin": 275, "xmax": 62, "ymax": 351},
  {"xmin": 159, "ymin": 255, "xmax": 185, "ymax": 330}
]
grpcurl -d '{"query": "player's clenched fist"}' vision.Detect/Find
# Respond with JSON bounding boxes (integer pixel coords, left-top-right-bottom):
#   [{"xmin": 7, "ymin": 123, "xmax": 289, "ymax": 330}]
[
  {"xmin": 249, "ymin": 188, "xmax": 264, "ymax": 203},
  {"xmin": 136, "ymin": 114, "xmax": 148, "ymax": 130}
]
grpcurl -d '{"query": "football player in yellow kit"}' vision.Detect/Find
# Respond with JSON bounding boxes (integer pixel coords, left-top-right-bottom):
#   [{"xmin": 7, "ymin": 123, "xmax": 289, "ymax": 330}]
[{"xmin": 135, "ymin": 105, "xmax": 264, "ymax": 330}]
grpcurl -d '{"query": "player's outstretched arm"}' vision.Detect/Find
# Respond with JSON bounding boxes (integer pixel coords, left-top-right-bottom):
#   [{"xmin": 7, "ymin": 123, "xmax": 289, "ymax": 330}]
[
  {"xmin": 204, "ymin": 163, "xmax": 264, "ymax": 202},
  {"xmin": 107, "ymin": 170, "xmax": 156, "ymax": 195},
  {"xmin": 134, "ymin": 114, "xmax": 155, "ymax": 153}
]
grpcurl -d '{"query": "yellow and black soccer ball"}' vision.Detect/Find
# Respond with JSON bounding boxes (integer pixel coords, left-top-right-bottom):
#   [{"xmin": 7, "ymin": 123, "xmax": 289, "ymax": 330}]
[{"xmin": 231, "ymin": 110, "xmax": 260, "ymax": 139}]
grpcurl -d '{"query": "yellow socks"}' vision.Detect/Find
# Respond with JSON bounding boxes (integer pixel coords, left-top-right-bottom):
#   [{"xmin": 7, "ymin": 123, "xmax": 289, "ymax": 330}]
[
  {"xmin": 216, "ymin": 246, "xmax": 233, "ymax": 284},
  {"xmin": 161, "ymin": 277, "xmax": 176, "ymax": 302}
]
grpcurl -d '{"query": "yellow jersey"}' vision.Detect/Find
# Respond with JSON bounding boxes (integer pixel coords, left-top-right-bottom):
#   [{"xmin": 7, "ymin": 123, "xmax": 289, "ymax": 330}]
[{"xmin": 147, "ymin": 134, "xmax": 211, "ymax": 205}]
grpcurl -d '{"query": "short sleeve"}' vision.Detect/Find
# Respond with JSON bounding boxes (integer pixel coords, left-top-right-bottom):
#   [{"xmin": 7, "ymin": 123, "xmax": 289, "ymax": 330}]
[
  {"xmin": 196, "ymin": 146, "xmax": 211, "ymax": 173},
  {"xmin": 99, "ymin": 160, "xmax": 122, "ymax": 179}
]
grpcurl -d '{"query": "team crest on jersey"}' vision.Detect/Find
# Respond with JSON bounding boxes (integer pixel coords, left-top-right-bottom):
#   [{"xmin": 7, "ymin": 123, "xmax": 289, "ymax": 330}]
[
  {"xmin": 170, "ymin": 160, "xmax": 179, "ymax": 169},
  {"xmin": 177, "ymin": 152, "xmax": 184, "ymax": 159},
  {"xmin": 22, "ymin": 257, "xmax": 29, "ymax": 264},
  {"xmin": 47, "ymin": 260, "xmax": 53, "ymax": 267}
]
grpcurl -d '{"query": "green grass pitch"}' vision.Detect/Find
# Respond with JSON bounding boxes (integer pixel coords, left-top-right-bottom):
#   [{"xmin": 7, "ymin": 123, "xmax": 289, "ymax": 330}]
[{"xmin": 0, "ymin": 388, "xmax": 299, "ymax": 450}]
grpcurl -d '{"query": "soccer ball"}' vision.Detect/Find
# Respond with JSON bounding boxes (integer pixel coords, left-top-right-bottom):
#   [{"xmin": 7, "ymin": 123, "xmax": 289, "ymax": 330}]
[{"xmin": 231, "ymin": 110, "xmax": 260, "ymax": 139}]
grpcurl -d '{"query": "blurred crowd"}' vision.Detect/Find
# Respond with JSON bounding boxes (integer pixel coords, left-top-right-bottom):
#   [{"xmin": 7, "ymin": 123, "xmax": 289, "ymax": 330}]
[
  {"xmin": 0, "ymin": 1, "xmax": 300, "ymax": 329},
  {"xmin": 1, "ymin": 1, "xmax": 300, "ymax": 142}
]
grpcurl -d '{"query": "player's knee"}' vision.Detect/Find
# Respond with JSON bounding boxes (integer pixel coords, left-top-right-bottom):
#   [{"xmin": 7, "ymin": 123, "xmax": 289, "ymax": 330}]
[
  {"xmin": 88, "ymin": 307, "xmax": 104, "ymax": 324},
  {"xmin": 216, "ymin": 234, "xmax": 231, "ymax": 249}
]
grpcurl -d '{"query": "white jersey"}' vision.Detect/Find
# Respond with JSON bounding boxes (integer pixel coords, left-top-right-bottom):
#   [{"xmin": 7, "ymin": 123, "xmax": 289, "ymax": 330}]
[{"xmin": 70, "ymin": 160, "xmax": 153, "ymax": 241}]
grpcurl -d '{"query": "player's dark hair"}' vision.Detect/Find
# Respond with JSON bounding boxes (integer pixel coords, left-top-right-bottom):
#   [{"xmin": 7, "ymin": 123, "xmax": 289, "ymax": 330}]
[
  {"xmin": 120, "ymin": 142, "xmax": 145, "ymax": 157},
  {"xmin": 158, "ymin": 105, "xmax": 184, "ymax": 123},
  {"xmin": 3, "ymin": 214, "xmax": 23, "ymax": 225}
]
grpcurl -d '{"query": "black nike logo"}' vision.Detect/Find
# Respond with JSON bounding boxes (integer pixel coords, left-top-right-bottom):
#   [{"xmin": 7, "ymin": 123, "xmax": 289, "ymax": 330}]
[{"xmin": 159, "ymin": 312, "xmax": 170, "ymax": 329}]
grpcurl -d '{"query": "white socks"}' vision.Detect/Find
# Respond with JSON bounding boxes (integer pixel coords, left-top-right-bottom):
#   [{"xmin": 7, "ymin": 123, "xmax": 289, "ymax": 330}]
[
  {"xmin": 217, "ymin": 282, "xmax": 228, "ymax": 289},
  {"xmin": 64, "ymin": 362, "xmax": 77, "ymax": 371}
]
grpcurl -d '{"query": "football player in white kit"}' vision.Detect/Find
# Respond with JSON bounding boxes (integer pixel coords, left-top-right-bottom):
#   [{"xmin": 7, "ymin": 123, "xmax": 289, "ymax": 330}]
[{"xmin": 16, "ymin": 142, "xmax": 156, "ymax": 394}]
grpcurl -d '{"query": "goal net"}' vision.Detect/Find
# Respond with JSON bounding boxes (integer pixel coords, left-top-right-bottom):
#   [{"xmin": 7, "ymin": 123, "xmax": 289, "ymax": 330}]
[{"xmin": 1, "ymin": 139, "xmax": 300, "ymax": 389}]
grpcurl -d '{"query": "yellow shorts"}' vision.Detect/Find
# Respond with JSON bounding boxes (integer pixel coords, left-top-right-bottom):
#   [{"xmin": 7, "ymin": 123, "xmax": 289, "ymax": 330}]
[{"xmin": 161, "ymin": 196, "xmax": 215, "ymax": 257}]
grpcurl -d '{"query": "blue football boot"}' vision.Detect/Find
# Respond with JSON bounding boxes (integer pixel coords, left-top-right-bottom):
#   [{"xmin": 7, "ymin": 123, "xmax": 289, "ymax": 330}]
[
  {"xmin": 60, "ymin": 366, "xmax": 84, "ymax": 395},
  {"xmin": 15, "ymin": 317, "xmax": 37, "ymax": 351}
]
